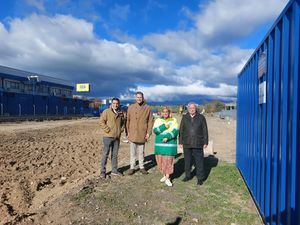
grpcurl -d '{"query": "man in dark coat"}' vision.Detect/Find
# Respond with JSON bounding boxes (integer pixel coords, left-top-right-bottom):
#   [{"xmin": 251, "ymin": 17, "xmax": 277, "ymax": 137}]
[{"xmin": 179, "ymin": 102, "xmax": 208, "ymax": 186}]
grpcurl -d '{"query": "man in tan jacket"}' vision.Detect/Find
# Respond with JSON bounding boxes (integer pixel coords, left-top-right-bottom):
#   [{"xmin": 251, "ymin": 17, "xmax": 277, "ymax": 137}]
[
  {"xmin": 99, "ymin": 98, "xmax": 124, "ymax": 179},
  {"xmin": 126, "ymin": 91, "xmax": 153, "ymax": 175}
]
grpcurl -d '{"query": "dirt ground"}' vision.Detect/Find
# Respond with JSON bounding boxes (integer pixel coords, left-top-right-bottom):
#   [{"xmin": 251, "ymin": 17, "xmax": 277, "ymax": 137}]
[
  {"xmin": 0, "ymin": 115, "xmax": 254, "ymax": 225},
  {"xmin": 206, "ymin": 116, "xmax": 236, "ymax": 163}
]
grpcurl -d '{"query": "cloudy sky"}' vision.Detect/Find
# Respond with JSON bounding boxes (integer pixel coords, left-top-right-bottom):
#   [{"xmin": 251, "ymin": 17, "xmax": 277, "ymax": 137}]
[{"xmin": 0, "ymin": 0, "xmax": 289, "ymax": 103}]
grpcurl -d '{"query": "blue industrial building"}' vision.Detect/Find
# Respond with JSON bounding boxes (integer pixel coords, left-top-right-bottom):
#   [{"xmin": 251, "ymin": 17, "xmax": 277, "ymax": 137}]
[{"xmin": 0, "ymin": 65, "xmax": 90, "ymax": 117}]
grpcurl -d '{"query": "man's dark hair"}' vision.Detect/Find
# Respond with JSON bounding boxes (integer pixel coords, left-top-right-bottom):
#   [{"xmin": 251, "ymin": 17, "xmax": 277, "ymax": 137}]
[
  {"xmin": 135, "ymin": 91, "xmax": 144, "ymax": 98},
  {"xmin": 111, "ymin": 97, "xmax": 120, "ymax": 103}
]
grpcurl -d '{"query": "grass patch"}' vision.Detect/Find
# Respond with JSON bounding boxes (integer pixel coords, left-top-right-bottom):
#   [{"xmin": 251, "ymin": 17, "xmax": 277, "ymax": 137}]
[
  {"xmin": 71, "ymin": 156, "xmax": 262, "ymax": 225},
  {"xmin": 169, "ymin": 162, "xmax": 261, "ymax": 225},
  {"xmin": 74, "ymin": 185, "xmax": 94, "ymax": 203}
]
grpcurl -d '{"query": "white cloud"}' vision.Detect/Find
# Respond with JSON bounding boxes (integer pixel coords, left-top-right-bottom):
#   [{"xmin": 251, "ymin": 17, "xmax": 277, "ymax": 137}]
[
  {"xmin": 174, "ymin": 46, "xmax": 253, "ymax": 84},
  {"xmin": 142, "ymin": 30, "xmax": 203, "ymax": 64},
  {"xmin": 123, "ymin": 81, "xmax": 237, "ymax": 102},
  {"xmin": 25, "ymin": 0, "xmax": 45, "ymax": 12},
  {"xmin": 196, "ymin": 0, "xmax": 289, "ymax": 42},
  {"xmin": 141, "ymin": 0, "xmax": 288, "ymax": 63},
  {"xmin": 0, "ymin": 14, "xmax": 173, "ymax": 97},
  {"xmin": 129, "ymin": 0, "xmax": 288, "ymax": 101},
  {"xmin": 0, "ymin": 14, "xmax": 162, "ymax": 77}
]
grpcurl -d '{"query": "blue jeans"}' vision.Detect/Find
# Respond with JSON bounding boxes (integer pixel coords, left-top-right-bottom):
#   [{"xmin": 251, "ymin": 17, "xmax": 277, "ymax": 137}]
[{"xmin": 101, "ymin": 137, "xmax": 120, "ymax": 174}]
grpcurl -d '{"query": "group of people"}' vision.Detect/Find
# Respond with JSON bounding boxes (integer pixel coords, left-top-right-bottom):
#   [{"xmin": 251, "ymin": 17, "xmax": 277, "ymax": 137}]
[{"xmin": 99, "ymin": 91, "xmax": 208, "ymax": 187}]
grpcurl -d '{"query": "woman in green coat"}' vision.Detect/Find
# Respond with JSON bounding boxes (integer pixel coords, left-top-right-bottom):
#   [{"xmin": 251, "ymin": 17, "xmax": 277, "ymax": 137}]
[{"xmin": 153, "ymin": 107, "xmax": 179, "ymax": 187}]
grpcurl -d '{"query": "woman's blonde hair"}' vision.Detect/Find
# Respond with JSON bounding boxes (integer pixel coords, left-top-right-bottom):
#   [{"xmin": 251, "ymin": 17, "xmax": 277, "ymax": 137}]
[{"xmin": 161, "ymin": 106, "xmax": 172, "ymax": 117}]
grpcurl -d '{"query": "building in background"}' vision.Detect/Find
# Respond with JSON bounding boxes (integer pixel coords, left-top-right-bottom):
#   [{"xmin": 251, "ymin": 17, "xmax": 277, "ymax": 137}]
[{"xmin": 0, "ymin": 65, "xmax": 90, "ymax": 117}]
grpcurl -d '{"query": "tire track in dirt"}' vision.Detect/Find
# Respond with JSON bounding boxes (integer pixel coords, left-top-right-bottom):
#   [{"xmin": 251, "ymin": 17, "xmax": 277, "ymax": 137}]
[{"xmin": 0, "ymin": 119, "xmax": 106, "ymax": 224}]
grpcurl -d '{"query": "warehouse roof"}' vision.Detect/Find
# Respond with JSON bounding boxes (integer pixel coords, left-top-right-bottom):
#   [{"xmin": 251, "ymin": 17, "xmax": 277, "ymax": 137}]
[{"xmin": 0, "ymin": 65, "xmax": 73, "ymax": 87}]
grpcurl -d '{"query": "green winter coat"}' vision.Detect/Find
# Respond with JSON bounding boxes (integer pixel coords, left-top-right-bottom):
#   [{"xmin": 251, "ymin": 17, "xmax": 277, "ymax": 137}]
[{"xmin": 153, "ymin": 117, "xmax": 179, "ymax": 156}]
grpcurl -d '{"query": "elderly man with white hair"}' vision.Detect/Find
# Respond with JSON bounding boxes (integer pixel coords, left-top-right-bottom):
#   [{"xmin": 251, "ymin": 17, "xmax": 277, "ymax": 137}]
[{"xmin": 179, "ymin": 102, "xmax": 208, "ymax": 186}]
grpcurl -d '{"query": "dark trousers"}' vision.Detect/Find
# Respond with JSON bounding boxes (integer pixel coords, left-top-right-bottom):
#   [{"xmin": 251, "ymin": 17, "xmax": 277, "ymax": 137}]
[
  {"xmin": 183, "ymin": 148, "xmax": 204, "ymax": 181},
  {"xmin": 101, "ymin": 137, "xmax": 120, "ymax": 174}
]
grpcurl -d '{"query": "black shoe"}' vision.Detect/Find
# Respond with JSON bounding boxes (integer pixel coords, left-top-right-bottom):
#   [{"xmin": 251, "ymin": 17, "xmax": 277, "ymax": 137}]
[
  {"xmin": 140, "ymin": 168, "xmax": 148, "ymax": 175},
  {"xmin": 197, "ymin": 180, "xmax": 203, "ymax": 186},
  {"xmin": 127, "ymin": 169, "xmax": 135, "ymax": 175},
  {"xmin": 182, "ymin": 176, "xmax": 191, "ymax": 182}
]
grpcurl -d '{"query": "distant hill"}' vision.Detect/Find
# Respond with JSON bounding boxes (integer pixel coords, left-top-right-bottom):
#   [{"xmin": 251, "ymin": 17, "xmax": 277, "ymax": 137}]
[
  {"xmin": 137, "ymin": 96, "xmax": 235, "ymax": 106},
  {"xmin": 94, "ymin": 95, "xmax": 236, "ymax": 106}
]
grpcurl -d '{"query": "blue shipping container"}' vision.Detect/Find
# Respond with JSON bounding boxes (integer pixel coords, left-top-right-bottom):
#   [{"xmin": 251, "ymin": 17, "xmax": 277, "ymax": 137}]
[{"xmin": 236, "ymin": 1, "xmax": 300, "ymax": 225}]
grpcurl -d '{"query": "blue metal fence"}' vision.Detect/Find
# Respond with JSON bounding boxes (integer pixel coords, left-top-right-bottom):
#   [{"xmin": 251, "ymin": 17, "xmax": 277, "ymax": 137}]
[
  {"xmin": 0, "ymin": 91, "xmax": 90, "ymax": 117},
  {"xmin": 236, "ymin": 1, "xmax": 300, "ymax": 224}
]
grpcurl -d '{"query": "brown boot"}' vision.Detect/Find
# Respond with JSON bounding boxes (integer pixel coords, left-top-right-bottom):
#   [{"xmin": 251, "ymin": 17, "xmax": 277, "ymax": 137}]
[
  {"xmin": 140, "ymin": 168, "xmax": 148, "ymax": 175},
  {"xmin": 127, "ymin": 169, "xmax": 135, "ymax": 175}
]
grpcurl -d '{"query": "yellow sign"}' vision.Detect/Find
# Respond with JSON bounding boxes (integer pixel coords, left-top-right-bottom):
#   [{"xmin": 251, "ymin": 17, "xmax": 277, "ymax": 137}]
[{"xmin": 76, "ymin": 83, "xmax": 90, "ymax": 92}]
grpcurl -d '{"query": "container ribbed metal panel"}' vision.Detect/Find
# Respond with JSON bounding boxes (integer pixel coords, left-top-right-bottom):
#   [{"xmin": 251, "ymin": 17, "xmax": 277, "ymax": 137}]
[{"xmin": 236, "ymin": 1, "xmax": 300, "ymax": 224}]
